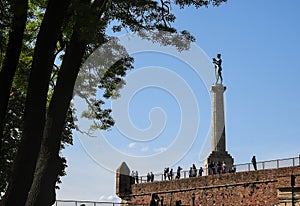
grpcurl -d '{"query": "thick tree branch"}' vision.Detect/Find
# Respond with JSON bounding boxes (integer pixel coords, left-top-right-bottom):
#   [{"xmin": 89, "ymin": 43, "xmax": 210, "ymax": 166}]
[{"xmin": 0, "ymin": 0, "xmax": 28, "ymax": 155}]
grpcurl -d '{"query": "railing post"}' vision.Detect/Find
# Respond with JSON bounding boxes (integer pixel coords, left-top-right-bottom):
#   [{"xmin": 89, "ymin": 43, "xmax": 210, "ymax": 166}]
[
  {"xmin": 293, "ymin": 157, "xmax": 295, "ymax": 167},
  {"xmin": 248, "ymin": 163, "xmax": 250, "ymax": 171},
  {"xmin": 262, "ymin": 162, "xmax": 265, "ymax": 170},
  {"xmin": 277, "ymin": 159, "xmax": 279, "ymax": 169}
]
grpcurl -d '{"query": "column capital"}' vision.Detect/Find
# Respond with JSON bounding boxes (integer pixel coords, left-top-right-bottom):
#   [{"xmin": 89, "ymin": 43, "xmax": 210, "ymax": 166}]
[{"xmin": 210, "ymin": 84, "xmax": 226, "ymax": 93}]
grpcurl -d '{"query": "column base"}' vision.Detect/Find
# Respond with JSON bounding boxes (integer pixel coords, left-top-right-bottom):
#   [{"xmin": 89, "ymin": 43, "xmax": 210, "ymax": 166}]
[{"xmin": 205, "ymin": 151, "xmax": 234, "ymax": 175}]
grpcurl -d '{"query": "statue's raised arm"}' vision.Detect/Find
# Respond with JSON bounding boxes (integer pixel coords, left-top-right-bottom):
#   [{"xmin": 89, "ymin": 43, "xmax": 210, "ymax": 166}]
[{"xmin": 212, "ymin": 53, "xmax": 223, "ymax": 84}]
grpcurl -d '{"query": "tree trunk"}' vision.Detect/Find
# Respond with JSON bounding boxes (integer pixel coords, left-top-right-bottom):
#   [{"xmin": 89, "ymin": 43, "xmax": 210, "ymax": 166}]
[
  {"xmin": 25, "ymin": 0, "xmax": 107, "ymax": 204},
  {"xmin": 1, "ymin": 0, "xmax": 71, "ymax": 205},
  {"xmin": 26, "ymin": 29, "xmax": 85, "ymax": 206},
  {"xmin": 0, "ymin": 0, "xmax": 28, "ymax": 153},
  {"xmin": 25, "ymin": 27, "xmax": 87, "ymax": 206}
]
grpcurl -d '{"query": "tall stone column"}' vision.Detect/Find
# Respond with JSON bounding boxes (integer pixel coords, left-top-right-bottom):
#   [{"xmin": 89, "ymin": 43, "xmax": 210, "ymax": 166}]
[
  {"xmin": 205, "ymin": 84, "xmax": 234, "ymax": 174},
  {"xmin": 211, "ymin": 84, "xmax": 226, "ymax": 152}
]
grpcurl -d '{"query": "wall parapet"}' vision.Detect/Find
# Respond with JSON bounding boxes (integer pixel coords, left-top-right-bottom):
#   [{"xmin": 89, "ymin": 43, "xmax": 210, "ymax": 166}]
[
  {"xmin": 133, "ymin": 156, "xmax": 300, "ymax": 183},
  {"xmin": 120, "ymin": 166, "xmax": 300, "ymax": 206}
]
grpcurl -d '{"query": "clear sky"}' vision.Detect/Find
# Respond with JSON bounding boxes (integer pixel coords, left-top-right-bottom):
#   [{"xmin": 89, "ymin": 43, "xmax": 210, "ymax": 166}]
[{"xmin": 56, "ymin": 0, "xmax": 300, "ymax": 202}]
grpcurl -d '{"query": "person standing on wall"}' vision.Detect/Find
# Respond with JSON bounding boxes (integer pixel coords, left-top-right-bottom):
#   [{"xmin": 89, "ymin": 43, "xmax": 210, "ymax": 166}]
[{"xmin": 251, "ymin": 155, "xmax": 257, "ymax": 171}]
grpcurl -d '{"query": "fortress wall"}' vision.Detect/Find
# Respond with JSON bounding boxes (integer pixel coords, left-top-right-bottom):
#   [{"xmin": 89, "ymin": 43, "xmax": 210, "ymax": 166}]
[{"xmin": 125, "ymin": 166, "xmax": 300, "ymax": 206}]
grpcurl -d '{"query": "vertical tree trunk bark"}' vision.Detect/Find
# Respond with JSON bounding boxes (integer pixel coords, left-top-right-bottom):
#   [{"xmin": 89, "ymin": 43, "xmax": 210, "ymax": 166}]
[
  {"xmin": 25, "ymin": 28, "xmax": 87, "ymax": 206},
  {"xmin": 1, "ymin": 0, "xmax": 71, "ymax": 205},
  {"xmin": 0, "ymin": 0, "xmax": 28, "ymax": 153},
  {"xmin": 26, "ymin": 0, "xmax": 107, "ymax": 204}
]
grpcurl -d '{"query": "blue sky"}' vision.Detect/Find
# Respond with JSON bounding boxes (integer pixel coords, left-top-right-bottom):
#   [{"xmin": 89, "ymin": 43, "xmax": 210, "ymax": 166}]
[{"xmin": 56, "ymin": 0, "xmax": 300, "ymax": 202}]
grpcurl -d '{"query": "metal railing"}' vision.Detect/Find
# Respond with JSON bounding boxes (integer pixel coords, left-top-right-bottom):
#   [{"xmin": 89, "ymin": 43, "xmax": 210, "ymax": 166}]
[
  {"xmin": 234, "ymin": 156, "xmax": 300, "ymax": 172},
  {"xmin": 135, "ymin": 156, "xmax": 300, "ymax": 183},
  {"xmin": 54, "ymin": 156, "xmax": 300, "ymax": 206}
]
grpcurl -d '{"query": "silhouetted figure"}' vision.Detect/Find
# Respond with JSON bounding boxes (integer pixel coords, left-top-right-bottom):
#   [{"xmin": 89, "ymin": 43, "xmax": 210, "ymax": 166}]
[
  {"xmin": 150, "ymin": 172, "xmax": 154, "ymax": 182},
  {"xmin": 192, "ymin": 164, "xmax": 197, "ymax": 177},
  {"xmin": 251, "ymin": 155, "xmax": 257, "ymax": 171},
  {"xmin": 189, "ymin": 167, "xmax": 192, "ymax": 177},
  {"xmin": 229, "ymin": 165, "xmax": 236, "ymax": 173},
  {"xmin": 135, "ymin": 170, "xmax": 139, "ymax": 183},
  {"xmin": 216, "ymin": 161, "xmax": 222, "ymax": 174},
  {"xmin": 221, "ymin": 161, "xmax": 227, "ymax": 174},
  {"xmin": 164, "ymin": 167, "xmax": 169, "ymax": 180},
  {"xmin": 131, "ymin": 171, "xmax": 135, "ymax": 184},
  {"xmin": 168, "ymin": 168, "xmax": 173, "ymax": 180},
  {"xmin": 175, "ymin": 200, "xmax": 182, "ymax": 206},
  {"xmin": 208, "ymin": 161, "xmax": 215, "ymax": 175},
  {"xmin": 147, "ymin": 172, "xmax": 151, "ymax": 182},
  {"xmin": 212, "ymin": 53, "xmax": 223, "ymax": 84},
  {"xmin": 198, "ymin": 167, "xmax": 203, "ymax": 176},
  {"xmin": 155, "ymin": 194, "xmax": 160, "ymax": 206},
  {"xmin": 176, "ymin": 166, "xmax": 182, "ymax": 179},
  {"xmin": 150, "ymin": 194, "xmax": 157, "ymax": 206}
]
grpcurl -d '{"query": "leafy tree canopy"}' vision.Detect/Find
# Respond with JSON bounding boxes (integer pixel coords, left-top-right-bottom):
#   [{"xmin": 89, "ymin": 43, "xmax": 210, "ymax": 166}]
[{"xmin": 0, "ymin": 0, "xmax": 227, "ymax": 205}]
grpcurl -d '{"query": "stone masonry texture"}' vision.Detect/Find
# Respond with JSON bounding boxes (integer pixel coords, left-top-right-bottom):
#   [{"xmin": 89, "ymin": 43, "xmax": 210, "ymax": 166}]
[{"xmin": 123, "ymin": 166, "xmax": 300, "ymax": 206}]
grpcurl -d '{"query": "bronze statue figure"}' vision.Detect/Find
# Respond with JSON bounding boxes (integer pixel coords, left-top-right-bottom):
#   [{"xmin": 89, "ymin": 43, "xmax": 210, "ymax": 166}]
[{"xmin": 212, "ymin": 53, "xmax": 223, "ymax": 84}]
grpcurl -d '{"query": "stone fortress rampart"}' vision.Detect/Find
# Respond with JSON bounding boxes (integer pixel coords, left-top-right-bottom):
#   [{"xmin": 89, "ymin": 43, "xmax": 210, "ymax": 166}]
[{"xmin": 116, "ymin": 158, "xmax": 300, "ymax": 206}]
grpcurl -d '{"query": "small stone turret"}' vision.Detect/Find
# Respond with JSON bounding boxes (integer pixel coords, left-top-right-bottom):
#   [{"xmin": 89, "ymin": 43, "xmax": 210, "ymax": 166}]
[{"xmin": 116, "ymin": 162, "xmax": 131, "ymax": 199}]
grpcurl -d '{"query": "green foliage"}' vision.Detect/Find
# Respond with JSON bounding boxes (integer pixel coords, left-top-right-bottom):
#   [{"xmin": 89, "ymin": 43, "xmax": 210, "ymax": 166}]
[
  {"xmin": 81, "ymin": 99, "xmax": 115, "ymax": 131},
  {"xmin": 99, "ymin": 56, "xmax": 134, "ymax": 99},
  {"xmin": 0, "ymin": 0, "xmax": 72, "ymax": 195},
  {"xmin": 0, "ymin": 0, "xmax": 227, "ymax": 199},
  {"xmin": 0, "ymin": 89, "xmax": 24, "ymax": 195},
  {"xmin": 61, "ymin": 106, "xmax": 75, "ymax": 149},
  {"xmin": 79, "ymin": 54, "xmax": 134, "ymax": 131},
  {"xmin": 0, "ymin": 87, "xmax": 75, "ymax": 195},
  {"xmin": 175, "ymin": 0, "xmax": 227, "ymax": 8},
  {"xmin": 74, "ymin": 35, "xmax": 135, "ymax": 132},
  {"xmin": 57, "ymin": 106, "xmax": 76, "ymax": 189},
  {"xmin": 0, "ymin": 0, "xmax": 11, "ymax": 66}
]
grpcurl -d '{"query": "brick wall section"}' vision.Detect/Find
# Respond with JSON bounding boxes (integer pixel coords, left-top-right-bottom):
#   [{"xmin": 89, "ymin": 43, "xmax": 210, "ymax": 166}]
[{"xmin": 126, "ymin": 166, "xmax": 300, "ymax": 206}]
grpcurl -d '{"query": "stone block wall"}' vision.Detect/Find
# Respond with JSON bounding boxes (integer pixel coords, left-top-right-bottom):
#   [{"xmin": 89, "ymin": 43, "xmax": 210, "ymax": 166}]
[{"xmin": 121, "ymin": 166, "xmax": 300, "ymax": 206}]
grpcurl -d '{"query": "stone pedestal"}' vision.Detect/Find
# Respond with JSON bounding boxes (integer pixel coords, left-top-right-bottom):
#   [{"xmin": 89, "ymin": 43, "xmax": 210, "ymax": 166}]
[
  {"xmin": 205, "ymin": 84, "xmax": 234, "ymax": 174},
  {"xmin": 205, "ymin": 151, "xmax": 234, "ymax": 174}
]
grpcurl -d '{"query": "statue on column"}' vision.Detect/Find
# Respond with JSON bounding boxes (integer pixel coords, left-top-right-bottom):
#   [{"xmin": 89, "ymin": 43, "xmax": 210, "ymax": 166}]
[{"xmin": 212, "ymin": 53, "xmax": 223, "ymax": 84}]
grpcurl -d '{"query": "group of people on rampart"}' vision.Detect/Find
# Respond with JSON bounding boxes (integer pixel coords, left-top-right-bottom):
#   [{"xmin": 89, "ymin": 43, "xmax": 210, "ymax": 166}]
[
  {"xmin": 131, "ymin": 170, "xmax": 155, "ymax": 184},
  {"xmin": 162, "ymin": 164, "xmax": 204, "ymax": 181},
  {"xmin": 207, "ymin": 161, "xmax": 236, "ymax": 175},
  {"xmin": 188, "ymin": 164, "xmax": 204, "ymax": 177},
  {"xmin": 130, "ymin": 160, "xmax": 237, "ymax": 184}
]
